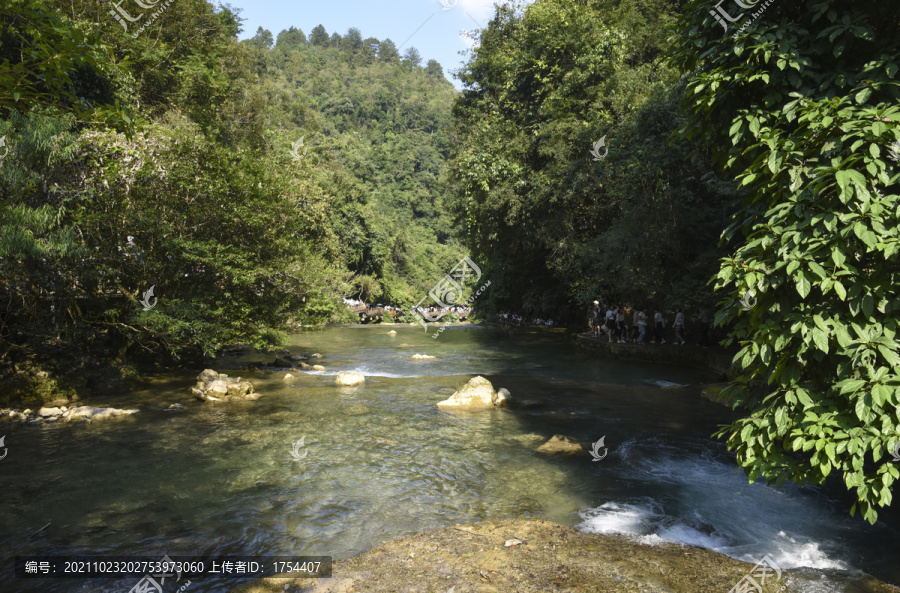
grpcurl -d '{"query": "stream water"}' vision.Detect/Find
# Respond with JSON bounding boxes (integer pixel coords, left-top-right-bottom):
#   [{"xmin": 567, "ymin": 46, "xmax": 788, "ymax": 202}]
[{"xmin": 1, "ymin": 325, "xmax": 899, "ymax": 592}]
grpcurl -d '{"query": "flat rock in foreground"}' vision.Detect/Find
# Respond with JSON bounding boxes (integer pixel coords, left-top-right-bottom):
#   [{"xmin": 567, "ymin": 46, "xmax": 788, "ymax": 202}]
[{"xmin": 229, "ymin": 519, "xmax": 899, "ymax": 593}]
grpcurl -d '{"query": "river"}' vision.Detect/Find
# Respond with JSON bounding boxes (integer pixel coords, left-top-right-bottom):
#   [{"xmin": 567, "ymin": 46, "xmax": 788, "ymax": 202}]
[{"xmin": 1, "ymin": 325, "xmax": 899, "ymax": 592}]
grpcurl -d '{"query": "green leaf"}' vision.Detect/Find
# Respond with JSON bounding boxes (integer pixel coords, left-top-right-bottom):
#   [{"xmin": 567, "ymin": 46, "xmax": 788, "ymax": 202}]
[
  {"xmin": 862, "ymin": 294, "xmax": 874, "ymax": 319},
  {"xmin": 877, "ymin": 345, "xmax": 900, "ymax": 368},
  {"xmin": 796, "ymin": 273, "xmax": 811, "ymax": 298},
  {"xmin": 855, "ymin": 88, "xmax": 872, "ymax": 104},
  {"xmin": 834, "ymin": 280, "xmax": 847, "ymax": 300},
  {"xmin": 812, "ymin": 327, "xmax": 829, "ymax": 353}
]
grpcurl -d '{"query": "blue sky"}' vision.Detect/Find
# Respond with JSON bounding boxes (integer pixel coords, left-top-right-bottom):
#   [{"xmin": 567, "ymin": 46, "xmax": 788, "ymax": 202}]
[{"xmin": 231, "ymin": 0, "xmax": 507, "ymax": 89}]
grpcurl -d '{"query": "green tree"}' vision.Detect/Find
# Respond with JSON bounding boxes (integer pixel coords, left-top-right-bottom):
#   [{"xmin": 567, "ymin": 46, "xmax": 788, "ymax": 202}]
[
  {"xmin": 309, "ymin": 24, "xmax": 329, "ymax": 46},
  {"xmin": 378, "ymin": 39, "xmax": 400, "ymax": 63},
  {"xmin": 276, "ymin": 26, "xmax": 306, "ymax": 50},
  {"xmin": 247, "ymin": 26, "xmax": 274, "ymax": 49},
  {"xmin": 424, "ymin": 59, "xmax": 444, "ymax": 80},
  {"xmin": 402, "ymin": 47, "xmax": 422, "ymax": 69},
  {"xmin": 449, "ymin": 0, "xmax": 732, "ymax": 320},
  {"xmin": 0, "ymin": 0, "xmax": 134, "ymax": 132},
  {"xmin": 668, "ymin": 0, "xmax": 900, "ymax": 522}
]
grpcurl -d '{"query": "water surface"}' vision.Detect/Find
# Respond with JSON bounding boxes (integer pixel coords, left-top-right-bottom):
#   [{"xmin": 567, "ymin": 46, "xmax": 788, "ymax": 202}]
[{"xmin": 1, "ymin": 326, "xmax": 898, "ymax": 592}]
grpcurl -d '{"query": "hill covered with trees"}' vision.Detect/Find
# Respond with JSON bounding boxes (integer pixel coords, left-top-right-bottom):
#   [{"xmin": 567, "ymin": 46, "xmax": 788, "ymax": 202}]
[{"xmin": 0, "ymin": 0, "xmax": 460, "ymax": 383}]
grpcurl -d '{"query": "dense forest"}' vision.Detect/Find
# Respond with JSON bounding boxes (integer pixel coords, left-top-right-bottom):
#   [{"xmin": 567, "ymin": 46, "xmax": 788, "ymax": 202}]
[
  {"xmin": 0, "ymin": 0, "xmax": 462, "ymax": 368},
  {"xmin": 1, "ymin": 0, "xmax": 899, "ymax": 523}
]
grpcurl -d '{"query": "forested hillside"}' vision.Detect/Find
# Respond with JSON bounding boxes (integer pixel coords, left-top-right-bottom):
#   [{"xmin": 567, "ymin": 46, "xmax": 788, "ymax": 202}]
[
  {"xmin": 0, "ymin": 0, "xmax": 460, "ymax": 378},
  {"xmin": 450, "ymin": 0, "xmax": 742, "ymax": 320},
  {"xmin": 242, "ymin": 22, "xmax": 464, "ymax": 304}
]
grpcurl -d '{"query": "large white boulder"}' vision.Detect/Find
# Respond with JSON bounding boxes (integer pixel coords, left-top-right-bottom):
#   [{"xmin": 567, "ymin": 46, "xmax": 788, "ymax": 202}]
[
  {"xmin": 335, "ymin": 372, "xmax": 366, "ymax": 387},
  {"xmin": 436, "ymin": 376, "xmax": 511, "ymax": 409},
  {"xmin": 65, "ymin": 406, "xmax": 138, "ymax": 422}
]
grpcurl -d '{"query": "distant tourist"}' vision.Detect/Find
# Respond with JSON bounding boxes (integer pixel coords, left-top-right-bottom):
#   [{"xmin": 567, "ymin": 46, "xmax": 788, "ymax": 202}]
[
  {"xmin": 674, "ymin": 308, "xmax": 686, "ymax": 345},
  {"xmin": 590, "ymin": 301, "xmax": 602, "ymax": 336},
  {"xmin": 606, "ymin": 304, "xmax": 617, "ymax": 343},
  {"xmin": 636, "ymin": 307, "xmax": 648, "ymax": 344},
  {"xmin": 651, "ymin": 308, "xmax": 666, "ymax": 344},
  {"xmin": 627, "ymin": 304, "xmax": 639, "ymax": 342},
  {"xmin": 615, "ymin": 306, "xmax": 626, "ymax": 343}
]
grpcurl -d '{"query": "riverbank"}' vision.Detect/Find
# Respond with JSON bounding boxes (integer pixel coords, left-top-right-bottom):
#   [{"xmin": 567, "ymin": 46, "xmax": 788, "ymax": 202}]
[
  {"xmin": 230, "ymin": 518, "xmax": 900, "ymax": 593},
  {"xmin": 574, "ymin": 333, "xmax": 737, "ymax": 380}
]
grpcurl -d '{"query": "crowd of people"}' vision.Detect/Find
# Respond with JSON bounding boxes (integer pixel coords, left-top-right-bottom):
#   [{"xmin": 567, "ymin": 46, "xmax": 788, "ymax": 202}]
[
  {"xmin": 414, "ymin": 304, "xmax": 471, "ymax": 320},
  {"xmin": 587, "ymin": 300, "xmax": 713, "ymax": 346},
  {"xmin": 497, "ymin": 312, "xmax": 559, "ymax": 327}
]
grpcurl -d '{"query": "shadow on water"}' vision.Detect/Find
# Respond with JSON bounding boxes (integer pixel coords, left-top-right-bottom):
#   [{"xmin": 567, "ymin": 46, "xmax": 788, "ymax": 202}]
[{"xmin": 0, "ymin": 325, "xmax": 897, "ymax": 592}]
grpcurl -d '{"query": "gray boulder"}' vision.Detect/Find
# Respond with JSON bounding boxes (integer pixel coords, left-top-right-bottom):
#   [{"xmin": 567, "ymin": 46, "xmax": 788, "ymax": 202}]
[{"xmin": 192, "ymin": 369, "xmax": 258, "ymax": 402}]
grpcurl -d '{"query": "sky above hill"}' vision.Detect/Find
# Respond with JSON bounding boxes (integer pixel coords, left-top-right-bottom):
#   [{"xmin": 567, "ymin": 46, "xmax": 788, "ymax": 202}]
[{"xmin": 232, "ymin": 0, "xmax": 521, "ymax": 89}]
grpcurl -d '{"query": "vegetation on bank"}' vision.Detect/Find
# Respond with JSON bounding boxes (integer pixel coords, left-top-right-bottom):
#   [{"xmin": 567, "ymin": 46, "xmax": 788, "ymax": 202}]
[
  {"xmin": 451, "ymin": 0, "xmax": 900, "ymax": 522},
  {"xmin": 0, "ymin": 0, "xmax": 460, "ymax": 379}
]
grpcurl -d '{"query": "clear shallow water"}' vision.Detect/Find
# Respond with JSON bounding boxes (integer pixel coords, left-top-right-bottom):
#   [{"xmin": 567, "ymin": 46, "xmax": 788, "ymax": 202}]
[{"xmin": 1, "ymin": 325, "xmax": 898, "ymax": 592}]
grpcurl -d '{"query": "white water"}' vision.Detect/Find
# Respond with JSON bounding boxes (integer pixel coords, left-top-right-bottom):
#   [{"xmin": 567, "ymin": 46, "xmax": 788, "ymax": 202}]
[{"xmin": 577, "ymin": 439, "xmax": 855, "ymax": 572}]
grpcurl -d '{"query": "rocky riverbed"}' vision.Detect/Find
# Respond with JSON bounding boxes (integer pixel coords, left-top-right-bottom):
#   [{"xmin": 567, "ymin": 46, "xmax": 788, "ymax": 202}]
[{"xmin": 230, "ymin": 519, "xmax": 900, "ymax": 593}]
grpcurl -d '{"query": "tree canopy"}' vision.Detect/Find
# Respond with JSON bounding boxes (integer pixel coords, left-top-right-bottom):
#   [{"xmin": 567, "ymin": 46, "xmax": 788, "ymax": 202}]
[{"xmin": 668, "ymin": 0, "xmax": 900, "ymax": 523}]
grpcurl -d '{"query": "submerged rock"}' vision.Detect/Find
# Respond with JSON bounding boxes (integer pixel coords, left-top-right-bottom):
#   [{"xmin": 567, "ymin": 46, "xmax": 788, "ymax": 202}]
[
  {"xmin": 335, "ymin": 372, "xmax": 366, "ymax": 387},
  {"xmin": 410, "ymin": 353, "xmax": 436, "ymax": 360},
  {"xmin": 192, "ymin": 369, "xmax": 257, "ymax": 402},
  {"xmin": 536, "ymin": 434, "xmax": 585, "ymax": 454},
  {"xmin": 436, "ymin": 376, "xmax": 511, "ymax": 409},
  {"xmin": 387, "ymin": 330, "xmax": 397, "ymax": 335}
]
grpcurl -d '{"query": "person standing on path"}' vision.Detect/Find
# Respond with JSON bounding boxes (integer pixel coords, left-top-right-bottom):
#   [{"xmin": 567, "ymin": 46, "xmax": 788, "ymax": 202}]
[
  {"xmin": 629, "ymin": 304, "xmax": 639, "ymax": 342},
  {"xmin": 652, "ymin": 308, "xmax": 666, "ymax": 344},
  {"xmin": 616, "ymin": 307, "xmax": 626, "ymax": 343},
  {"xmin": 674, "ymin": 308, "xmax": 687, "ymax": 345},
  {"xmin": 636, "ymin": 307, "xmax": 649, "ymax": 344},
  {"xmin": 591, "ymin": 300, "xmax": 603, "ymax": 337},
  {"xmin": 606, "ymin": 304, "xmax": 617, "ymax": 343}
]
